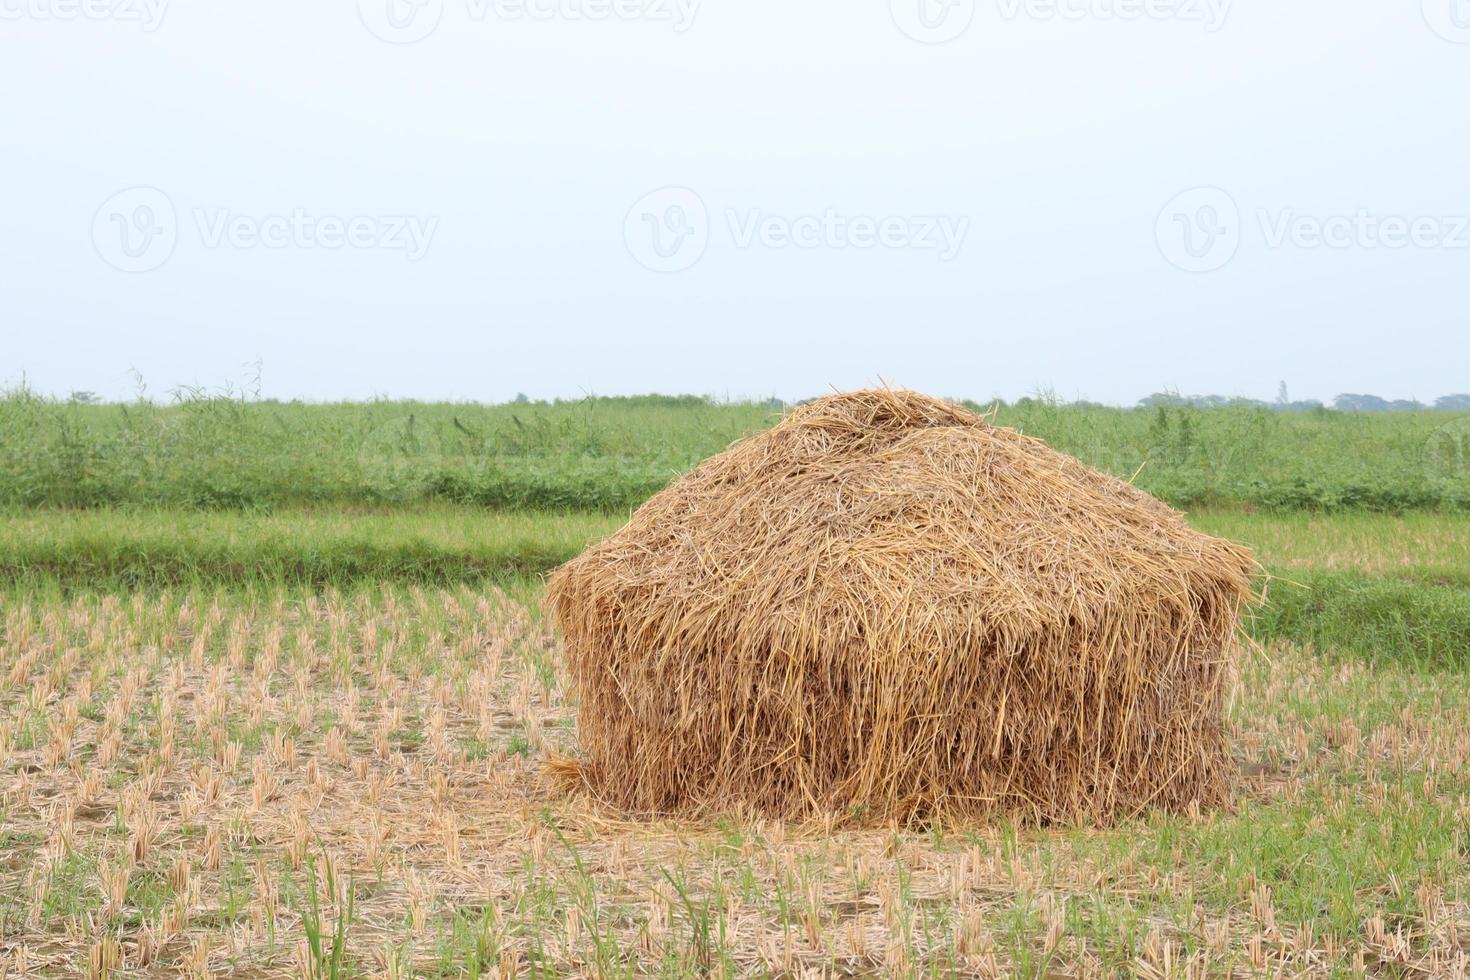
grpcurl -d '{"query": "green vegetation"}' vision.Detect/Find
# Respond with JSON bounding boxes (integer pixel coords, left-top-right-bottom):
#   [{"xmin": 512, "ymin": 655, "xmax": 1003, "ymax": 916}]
[
  {"xmin": 0, "ymin": 506, "xmax": 618, "ymax": 589},
  {"xmin": 4, "ymin": 388, "xmax": 1467, "ymax": 511},
  {"xmin": 1191, "ymin": 509, "xmax": 1470, "ymax": 582},
  {"xmin": 1192, "ymin": 511, "xmax": 1470, "ymax": 667},
  {"xmin": 0, "ymin": 390, "xmax": 767, "ymax": 511},
  {"xmin": 1253, "ymin": 573, "xmax": 1470, "ymax": 669},
  {"xmin": 5, "ymin": 505, "xmax": 1469, "ymax": 667}
]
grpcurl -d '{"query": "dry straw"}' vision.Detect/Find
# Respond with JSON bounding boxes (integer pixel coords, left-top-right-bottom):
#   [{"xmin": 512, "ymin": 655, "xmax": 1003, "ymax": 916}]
[{"xmin": 547, "ymin": 390, "xmax": 1256, "ymax": 824}]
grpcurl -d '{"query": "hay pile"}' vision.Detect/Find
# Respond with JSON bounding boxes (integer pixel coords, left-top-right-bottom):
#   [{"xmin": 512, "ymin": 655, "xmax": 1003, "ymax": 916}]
[{"xmin": 546, "ymin": 390, "xmax": 1256, "ymax": 823}]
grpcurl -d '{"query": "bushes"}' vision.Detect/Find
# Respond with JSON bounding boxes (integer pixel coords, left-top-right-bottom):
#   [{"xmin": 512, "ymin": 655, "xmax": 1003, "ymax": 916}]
[
  {"xmin": 1, "ymin": 390, "xmax": 1466, "ymax": 512},
  {"xmin": 1251, "ymin": 571, "xmax": 1470, "ymax": 669}
]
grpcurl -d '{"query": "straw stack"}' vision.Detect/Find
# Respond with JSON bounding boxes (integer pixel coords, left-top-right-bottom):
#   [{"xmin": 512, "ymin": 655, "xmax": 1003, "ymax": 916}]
[{"xmin": 547, "ymin": 389, "xmax": 1256, "ymax": 823}]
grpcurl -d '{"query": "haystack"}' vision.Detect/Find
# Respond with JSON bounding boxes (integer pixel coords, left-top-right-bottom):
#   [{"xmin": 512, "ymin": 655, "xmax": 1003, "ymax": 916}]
[{"xmin": 546, "ymin": 390, "xmax": 1256, "ymax": 823}]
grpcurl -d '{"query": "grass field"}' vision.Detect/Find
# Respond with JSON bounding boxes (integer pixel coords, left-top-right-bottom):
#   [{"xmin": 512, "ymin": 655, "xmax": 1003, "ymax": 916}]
[
  {"xmin": 3, "ymin": 397, "xmax": 1470, "ymax": 976},
  {"xmin": 4, "ymin": 390, "xmax": 1469, "ymax": 511},
  {"xmin": 6, "ymin": 505, "xmax": 1468, "ymax": 583}
]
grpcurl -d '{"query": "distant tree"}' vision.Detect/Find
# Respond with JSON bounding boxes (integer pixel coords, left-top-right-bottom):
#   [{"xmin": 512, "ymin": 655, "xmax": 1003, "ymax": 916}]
[
  {"xmin": 68, "ymin": 390, "xmax": 99, "ymax": 405},
  {"xmin": 1435, "ymin": 394, "xmax": 1470, "ymax": 411},
  {"xmin": 1333, "ymin": 395, "xmax": 1424, "ymax": 412},
  {"xmin": 1333, "ymin": 393, "xmax": 1393, "ymax": 412},
  {"xmin": 1140, "ymin": 391, "xmax": 1269, "ymax": 410},
  {"xmin": 1138, "ymin": 391, "xmax": 1188, "ymax": 408},
  {"xmin": 513, "ymin": 392, "xmax": 530, "ymax": 405},
  {"xmin": 1276, "ymin": 381, "xmax": 1290, "ymax": 406}
]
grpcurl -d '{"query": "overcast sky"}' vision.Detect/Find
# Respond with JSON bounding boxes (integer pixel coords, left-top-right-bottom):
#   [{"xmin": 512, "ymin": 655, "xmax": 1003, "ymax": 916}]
[{"xmin": 2, "ymin": 0, "xmax": 1467, "ymax": 405}]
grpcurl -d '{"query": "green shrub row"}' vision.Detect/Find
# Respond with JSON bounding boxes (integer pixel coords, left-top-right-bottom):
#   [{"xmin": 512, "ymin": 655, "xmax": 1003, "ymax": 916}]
[{"xmin": 2, "ymin": 391, "xmax": 1467, "ymax": 512}]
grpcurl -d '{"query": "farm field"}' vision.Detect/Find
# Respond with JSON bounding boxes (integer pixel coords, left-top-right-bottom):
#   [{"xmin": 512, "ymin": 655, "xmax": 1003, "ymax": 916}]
[
  {"xmin": 4, "ymin": 505, "xmax": 1468, "ymax": 670},
  {"xmin": 3, "ymin": 581, "xmax": 1468, "ymax": 976},
  {"xmin": 6, "ymin": 505, "xmax": 1470, "ymax": 584},
  {"xmin": 4, "ymin": 392, "xmax": 1468, "ymax": 512},
  {"xmin": 3, "ymin": 397, "xmax": 1470, "ymax": 976}
]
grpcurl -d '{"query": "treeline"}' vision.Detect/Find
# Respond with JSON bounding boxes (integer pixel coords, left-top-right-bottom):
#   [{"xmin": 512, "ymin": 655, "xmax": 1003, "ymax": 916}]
[
  {"xmin": 1135, "ymin": 391, "xmax": 1470, "ymax": 413},
  {"xmin": 55, "ymin": 386, "xmax": 1470, "ymax": 413}
]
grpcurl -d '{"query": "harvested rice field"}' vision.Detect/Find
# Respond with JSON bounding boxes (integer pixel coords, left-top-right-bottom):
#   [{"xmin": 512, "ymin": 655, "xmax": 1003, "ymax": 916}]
[
  {"xmin": 3, "ymin": 583, "xmax": 1469, "ymax": 977},
  {"xmin": 5, "ymin": 393, "xmax": 1470, "ymax": 978}
]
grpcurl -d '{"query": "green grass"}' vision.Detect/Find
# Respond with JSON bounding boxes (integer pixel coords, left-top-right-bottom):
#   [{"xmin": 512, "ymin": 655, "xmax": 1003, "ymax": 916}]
[
  {"xmin": 5, "ymin": 505, "xmax": 1469, "ymax": 666},
  {"xmin": 1192, "ymin": 511, "xmax": 1470, "ymax": 666},
  {"xmin": 1191, "ymin": 509, "xmax": 1470, "ymax": 584},
  {"xmin": 0, "ymin": 390, "xmax": 768, "ymax": 512},
  {"xmin": 4, "ymin": 389, "xmax": 1467, "ymax": 511},
  {"xmin": 8, "ymin": 505, "xmax": 1466, "ymax": 587},
  {"xmin": 1251, "ymin": 573, "xmax": 1470, "ymax": 669},
  {"xmin": 0, "ymin": 506, "xmax": 620, "ymax": 589}
]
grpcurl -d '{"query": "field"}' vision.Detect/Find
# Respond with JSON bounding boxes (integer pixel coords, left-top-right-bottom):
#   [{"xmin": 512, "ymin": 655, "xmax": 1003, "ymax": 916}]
[
  {"xmin": 4, "ymin": 391, "xmax": 1469, "ymax": 511},
  {"xmin": 3, "ymin": 394, "xmax": 1470, "ymax": 976}
]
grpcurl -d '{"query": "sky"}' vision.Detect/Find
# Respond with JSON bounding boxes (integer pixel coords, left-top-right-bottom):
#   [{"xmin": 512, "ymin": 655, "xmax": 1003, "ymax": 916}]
[{"xmin": 2, "ymin": 0, "xmax": 1467, "ymax": 405}]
